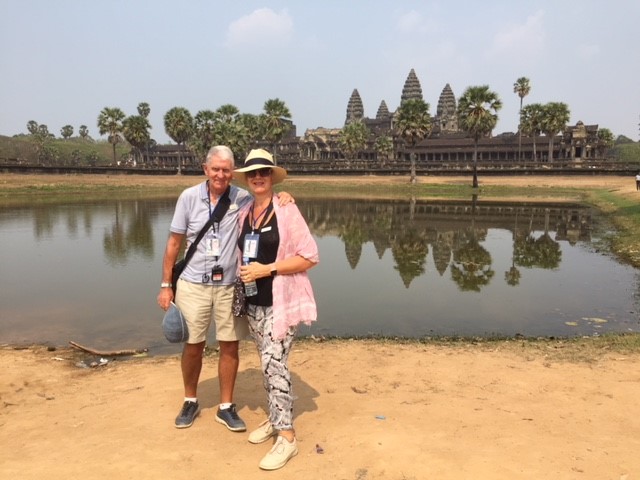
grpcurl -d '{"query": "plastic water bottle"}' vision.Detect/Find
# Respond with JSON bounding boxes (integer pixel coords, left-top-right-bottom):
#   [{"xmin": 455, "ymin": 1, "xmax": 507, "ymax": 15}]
[{"xmin": 242, "ymin": 257, "xmax": 258, "ymax": 297}]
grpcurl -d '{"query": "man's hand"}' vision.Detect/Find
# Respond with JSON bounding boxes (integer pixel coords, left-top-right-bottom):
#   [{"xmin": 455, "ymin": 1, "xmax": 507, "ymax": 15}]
[
  {"xmin": 276, "ymin": 191, "xmax": 294, "ymax": 206},
  {"xmin": 157, "ymin": 288, "xmax": 174, "ymax": 311}
]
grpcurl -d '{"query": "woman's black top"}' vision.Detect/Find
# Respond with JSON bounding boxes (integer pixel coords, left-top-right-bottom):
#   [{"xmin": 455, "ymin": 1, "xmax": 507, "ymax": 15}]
[{"xmin": 238, "ymin": 212, "xmax": 279, "ymax": 306}]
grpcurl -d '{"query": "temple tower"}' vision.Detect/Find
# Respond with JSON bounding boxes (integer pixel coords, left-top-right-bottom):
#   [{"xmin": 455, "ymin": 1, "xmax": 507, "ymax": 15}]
[
  {"xmin": 400, "ymin": 68, "xmax": 423, "ymax": 105},
  {"xmin": 345, "ymin": 89, "xmax": 364, "ymax": 125},
  {"xmin": 376, "ymin": 100, "xmax": 390, "ymax": 120},
  {"xmin": 435, "ymin": 83, "xmax": 458, "ymax": 133}
]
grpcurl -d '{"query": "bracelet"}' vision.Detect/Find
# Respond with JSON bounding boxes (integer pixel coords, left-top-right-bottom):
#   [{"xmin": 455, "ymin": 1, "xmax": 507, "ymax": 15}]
[{"xmin": 160, "ymin": 282, "xmax": 173, "ymax": 288}]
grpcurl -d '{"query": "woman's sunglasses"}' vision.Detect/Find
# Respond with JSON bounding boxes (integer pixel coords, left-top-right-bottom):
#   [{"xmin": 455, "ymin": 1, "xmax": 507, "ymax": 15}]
[{"xmin": 246, "ymin": 168, "xmax": 272, "ymax": 178}]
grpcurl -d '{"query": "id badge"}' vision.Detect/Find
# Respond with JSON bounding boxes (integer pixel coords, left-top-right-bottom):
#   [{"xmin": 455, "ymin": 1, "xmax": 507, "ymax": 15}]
[
  {"xmin": 211, "ymin": 266, "xmax": 223, "ymax": 282},
  {"xmin": 243, "ymin": 233, "xmax": 260, "ymax": 259},
  {"xmin": 205, "ymin": 233, "xmax": 221, "ymax": 257}
]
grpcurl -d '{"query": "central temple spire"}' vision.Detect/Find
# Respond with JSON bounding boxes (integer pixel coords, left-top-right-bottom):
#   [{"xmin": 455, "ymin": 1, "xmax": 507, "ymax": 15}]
[{"xmin": 400, "ymin": 68, "xmax": 423, "ymax": 106}]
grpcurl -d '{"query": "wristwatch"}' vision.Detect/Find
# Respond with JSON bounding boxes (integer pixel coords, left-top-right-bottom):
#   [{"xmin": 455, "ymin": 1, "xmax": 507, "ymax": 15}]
[
  {"xmin": 270, "ymin": 265, "xmax": 278, "ymax": 277},
  {"xmin": 160, "ymin": 282, "xmax": 173, "ymax": 288}
]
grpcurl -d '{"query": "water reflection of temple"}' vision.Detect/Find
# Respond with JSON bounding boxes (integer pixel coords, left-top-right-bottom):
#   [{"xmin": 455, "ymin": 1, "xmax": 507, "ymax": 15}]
[{"xmin": 300, "ymin": 198, "xmax": 592, "ymax": 288}]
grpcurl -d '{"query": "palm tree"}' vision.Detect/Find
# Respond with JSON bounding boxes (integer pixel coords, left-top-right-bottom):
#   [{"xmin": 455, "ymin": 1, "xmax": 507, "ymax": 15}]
[
  {"xmin": 394, "ymin": 98, "xmax": 432, "ymax": 184},
  {"xmin": 27, "ymin": 120, "xmax": 39, "ymax": 135},
  {"xmin": 212, "ymin": 104, "xmax": 250, "ymax": 158},
  {"xmin": 338, "ymin": 120, "xmax": 369, "ymax": 165},
  {"xmin": 520, "ymin": 103, "xmax": 544, "ymax": 162},
  {"xmin": 191, "ymin": 109, "xmax": 217, "ymax": 162},
  {"xmin": 540, "ymin": 102, "xmax": 570, "ymax": 162},
  {"xmin": 238, "ymin": 113, "xmax": 264, "ymax": 148},
  {"xmin": 136, "ymin": 103, "xmax": 151, "ymax": 161},
  {"xmin": 60, "ymin": 125, "xmax": 74, "ymax": 140},
  {"xmin": 457, "ymin": 85, "xmax": 502, "ymax": 188},
  {"xmin": 78, "ymin": 125, "xmax": 90, "ymax": 140},
  {"xmin": 513, "ymin": 77, "xmax": 531, "ymax": 162},
  {"xmin": 164, "ymin": 107, "xmax": 193, "ymax": 174},
  {"xmin": 216, "ymin": 104, "xmax": 240, "ymax": 123},
  {"xmin": 262, "ymin": 98, "xmax": 292, "ymax": 164},
  {"xmin": 97, "ymin": 107, "xmax": 126, "ymax": 164},
  {"xmin": 374, "ymin": 134, "xmax": 394, "ymax": 167},
  {"xmin": 137, "ymin": 102, "xmax": 150, "ymax": 118},
  {"xmin": 123, "ymin": 115, "xmax": 151, "ymax": 165}
]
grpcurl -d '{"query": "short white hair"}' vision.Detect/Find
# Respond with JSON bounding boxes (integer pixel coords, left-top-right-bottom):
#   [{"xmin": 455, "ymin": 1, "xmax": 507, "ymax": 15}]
[{"xmin": 205, "ymin": 145, "xmax": 235, "ymax": 168}]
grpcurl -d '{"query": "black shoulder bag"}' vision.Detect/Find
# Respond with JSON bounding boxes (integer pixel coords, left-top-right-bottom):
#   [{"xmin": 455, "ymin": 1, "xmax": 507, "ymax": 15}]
[{"xmin": 171, "ymin": 186, "xmax": 231, "ymax": 297}]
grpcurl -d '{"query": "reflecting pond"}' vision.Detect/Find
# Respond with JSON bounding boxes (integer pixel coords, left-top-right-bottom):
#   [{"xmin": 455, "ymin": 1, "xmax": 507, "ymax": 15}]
[{"xmin": 1, "ymin": 196, "xmax": 638, "ymax": 355}]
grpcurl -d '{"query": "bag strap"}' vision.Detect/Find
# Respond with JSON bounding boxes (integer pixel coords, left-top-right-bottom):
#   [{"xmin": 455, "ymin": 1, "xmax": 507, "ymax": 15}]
[{"xmin": 181, "ymin": 185, "xmax": 232, "ymax": 267}]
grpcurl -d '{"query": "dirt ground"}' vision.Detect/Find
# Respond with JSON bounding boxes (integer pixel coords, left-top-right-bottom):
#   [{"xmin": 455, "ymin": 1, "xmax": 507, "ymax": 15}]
[
  {"xmin": 1, "ymin": 174, "xmax": 639, "ymax": 479},
  {"xmin": 0, "ymin": 171, "xmax": 637, "ymax": 193},
  {"xmin": 1, "ymin": 340, "xmax": 639, "ymax": 480}
]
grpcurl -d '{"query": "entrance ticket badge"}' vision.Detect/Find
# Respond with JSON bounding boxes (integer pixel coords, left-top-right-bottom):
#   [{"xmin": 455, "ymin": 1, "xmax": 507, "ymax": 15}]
[
  {"xmin": 205, "ymin": 234, "xmax": 221, "ymax": 257},
  {"xmin": 243, "ymin": 234, "xmax": 259, "ymax": 259}
]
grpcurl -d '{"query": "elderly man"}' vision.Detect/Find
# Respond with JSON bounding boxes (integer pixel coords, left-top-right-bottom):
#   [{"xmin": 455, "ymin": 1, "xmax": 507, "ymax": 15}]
[{"xmin": 157, "ymin": 145, "xmax": 291, "ymax": 431}]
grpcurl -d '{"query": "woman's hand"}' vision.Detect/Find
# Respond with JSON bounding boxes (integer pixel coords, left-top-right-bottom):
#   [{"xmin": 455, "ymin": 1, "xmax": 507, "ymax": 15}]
[{"xmin": 240, "ymin": 261, "xmax": 268, "ymax": 282}]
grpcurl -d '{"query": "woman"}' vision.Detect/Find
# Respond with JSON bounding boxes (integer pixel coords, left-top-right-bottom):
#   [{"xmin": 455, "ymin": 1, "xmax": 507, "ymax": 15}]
[{"xmin": 234, "ymin": 148, "xmax": 319, "ymax": 471}]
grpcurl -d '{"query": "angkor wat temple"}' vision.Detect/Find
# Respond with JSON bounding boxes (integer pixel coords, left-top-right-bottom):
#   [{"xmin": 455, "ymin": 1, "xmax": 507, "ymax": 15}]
[{"xmin": 146, "ymin": 69, "xmax": 608, "ymax": 172}]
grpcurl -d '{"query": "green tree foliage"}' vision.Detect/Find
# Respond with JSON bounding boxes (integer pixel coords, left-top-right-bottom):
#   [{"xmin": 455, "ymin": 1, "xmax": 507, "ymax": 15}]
[
  {"xmin": 137, "ymin": 102, "xmax": 150, "ymax": 118},
  {"xmin": 78, "ymin": 125, "xmax": 90, "ymax": 140},
  {"xmin": 262, "ymin": 98, "xmax": 292, "ymax": 164},
  {"xmin": 27, "ymin": 120, "xmax": 39, "ymax": 135},
  {"xmin": 60, "ymin": 125, "xmax": 74, "ymax": 140},
  {"xmin": 457, "ymin": 85, "xmax": 502, "ymax": 187},
  {"xmin": 513, "ymin": 77, "xmax": 531, "ymax": 161},
  {"xmin": 212, "ymin": 104, "xmax": 250, "ymax": 160},
  {"xmin": 97, "ymin": 107, "xmax": 126, "ymax": 164},
  {"xmin": 540, "ymin": 102, "xmax": 570, "ymax": 161},
  {"xmin": 123, "ymin": 115, "xmax": 151, "ymax": 164},
  {"xmin": 338, "ymin": 120, "xmax": 369, "ymax": 165},
  {"xmin": 394, "ymin": 98, "xmax": 432, "ymax": 183},
  {"xmin": 26, "ymin": 121, "xmax": 54, "ymax": 158},
  {"xmin": 190, "ymin": 109, "xmax": 217, "ymax": 163},
  {"xmin": 520, "ymin": 103, "xmax": 544, "ymax": 161},
  {"xmin": 238, "ymin": 113, "xmax": 264, "ymax": 149},
  {"xmin": 164, "ymin": 107, "xmax": 193, "ymax": 174},
  {"xmin": 596, "ymin": 128, "xmax": 615, "ymax": 158},
  {"xmin": 374, "ymin": 134, "xmax": 394, "ymax": 167}
]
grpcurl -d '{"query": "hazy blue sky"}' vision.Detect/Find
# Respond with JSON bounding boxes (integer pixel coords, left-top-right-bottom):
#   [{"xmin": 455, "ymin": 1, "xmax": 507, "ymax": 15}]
[{"xmin": 1, "ymin": 1, "xmax": 639, "ymax": 144}]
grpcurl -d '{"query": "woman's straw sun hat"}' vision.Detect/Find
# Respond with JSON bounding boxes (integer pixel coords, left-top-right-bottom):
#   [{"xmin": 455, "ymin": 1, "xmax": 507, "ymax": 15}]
[{"xmin": 234, "ymin": 148, "xmax": 287, "ymax": 187}]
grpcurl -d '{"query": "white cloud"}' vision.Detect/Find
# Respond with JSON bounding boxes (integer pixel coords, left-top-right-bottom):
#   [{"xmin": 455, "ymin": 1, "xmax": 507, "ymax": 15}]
[
  {"xmin": 487, "ymin": 10, "xmax": 545, "ymax": 60},
  {"xmin": 225, "ymin": 8, "xmax": 293, "ymax": 48},
  {"xmin": 396, "ymin": 10, "xmax": 439, "ymax": 35}
]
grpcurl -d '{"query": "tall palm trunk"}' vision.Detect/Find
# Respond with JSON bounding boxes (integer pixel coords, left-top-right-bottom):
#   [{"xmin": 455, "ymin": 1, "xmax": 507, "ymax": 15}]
[
  {"xmin": 472, "ymin": 136, "xmax": 479, "ymax": 188},
  {"xmin": 410, "ymin": 149, "xmax": 417, "ymax": 184},
  {"xmin": 517, "ymin": 98, "xmax": 523, "ymax": 162},
  {"xmin": 547, "ymin": 137, "xmax": 554, "ymax": 163}
]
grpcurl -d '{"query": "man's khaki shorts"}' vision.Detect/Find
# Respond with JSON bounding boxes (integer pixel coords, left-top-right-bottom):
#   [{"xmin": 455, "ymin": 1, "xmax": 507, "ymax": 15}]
[{"xmin": 175, "ymin": 279, "xmax": 249, "ymax": 343}]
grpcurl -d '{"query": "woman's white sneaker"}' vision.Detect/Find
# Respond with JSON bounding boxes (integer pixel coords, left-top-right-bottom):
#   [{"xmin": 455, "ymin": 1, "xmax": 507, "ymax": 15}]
[
  {"xmin": 259, "ymin": 436, "xmax": 298, "ymax": 470},
  {"xmin": 248, "ymin": 419, "xmax": 277, "ymax": 444}
]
